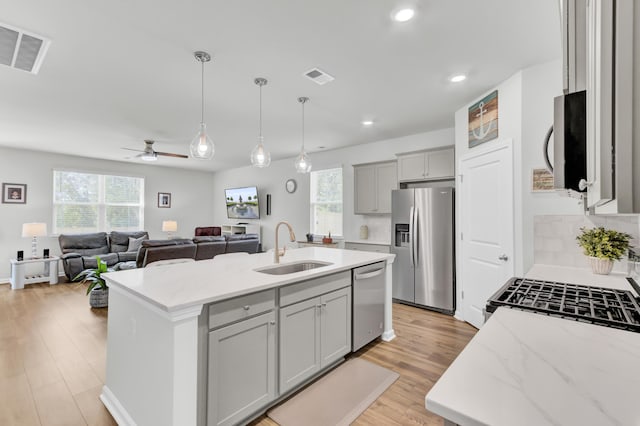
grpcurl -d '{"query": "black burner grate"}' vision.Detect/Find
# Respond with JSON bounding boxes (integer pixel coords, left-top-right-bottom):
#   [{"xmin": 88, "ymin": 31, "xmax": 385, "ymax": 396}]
[{"xmin": 486, "ymin": 278, "xmax": 640, "ymax": 332}]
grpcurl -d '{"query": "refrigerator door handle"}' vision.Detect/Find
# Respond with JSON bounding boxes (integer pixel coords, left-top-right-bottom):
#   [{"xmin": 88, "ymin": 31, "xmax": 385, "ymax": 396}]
[
  {"xmin": 409, "ymin": 205, "xmax": 415, "ymax": 267},
  {"xmin": 413, "ymin": 206, "xmax": 419, "ymax": 266}
]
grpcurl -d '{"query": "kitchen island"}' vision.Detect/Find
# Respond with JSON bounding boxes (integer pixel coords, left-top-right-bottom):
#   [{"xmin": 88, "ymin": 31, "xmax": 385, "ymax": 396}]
[
  {"xmin": 100, "ymin": 247, "xmax": 395, "ymax": 426},
  {"xmin": 425, "ymin": 265, "xmax": 640, "ymax": 425}
]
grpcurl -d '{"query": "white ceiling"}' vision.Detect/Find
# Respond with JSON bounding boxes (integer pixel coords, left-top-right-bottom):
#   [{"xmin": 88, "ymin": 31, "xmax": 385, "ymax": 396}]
[{"xmin": 0, "ymin": 0, "xmax": 561, "ymax": 172}]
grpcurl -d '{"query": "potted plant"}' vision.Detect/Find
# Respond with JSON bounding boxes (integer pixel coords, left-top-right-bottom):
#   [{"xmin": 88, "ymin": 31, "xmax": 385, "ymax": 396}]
[
  {"xmin": 576, "ymin": 227, "xmax": 632, "ymax": 275},
  {"xmin": 73, "ymin": 256, "xmax": 110, "ymax": 308}
]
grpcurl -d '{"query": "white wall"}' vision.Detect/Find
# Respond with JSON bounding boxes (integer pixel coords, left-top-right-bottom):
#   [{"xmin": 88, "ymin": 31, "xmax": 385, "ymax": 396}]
[
  {"xmin": 453, "ymin": 59, "xmax": 584, "ymax": 318},
  {"xmin": 0, "ymin": 147, "xmax": 215, "ymax": 282},
  {"xmin": 521, "ymin": 60, "xmax": 583, "ymax": 268},
  {"xmin": 211, "ymin": 128, "xmax": 454, "ymax": 252}
]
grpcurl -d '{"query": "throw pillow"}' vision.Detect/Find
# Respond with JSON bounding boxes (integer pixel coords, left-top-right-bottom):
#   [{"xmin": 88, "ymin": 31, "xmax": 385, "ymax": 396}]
[{"xmin": 127, "ymin": 235, "xmax": 147, "ymax": 252}]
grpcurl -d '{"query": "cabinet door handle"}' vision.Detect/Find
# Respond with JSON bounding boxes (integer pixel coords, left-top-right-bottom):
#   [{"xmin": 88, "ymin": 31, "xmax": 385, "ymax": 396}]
[
  {"xmin": 316, "ymin": 304, "xmax": 322, "ymax": 309},
  {"xmin": 498, "ymin": 254, "xmax": 509, "ymax": 262},
  {"xmin": 243, "ymin": 305, "xmax": 250, "ymax": 311},
  {"xmin": 578, "ymin": 179, "xmax": 592, "ymax": 191},
  {"xmin": 321, "ymin": 303, "xmax": 327, "ymax": 307},
  {"xmin": 269, "ymin": 320, "xmax": 276, "ymax": 325}
]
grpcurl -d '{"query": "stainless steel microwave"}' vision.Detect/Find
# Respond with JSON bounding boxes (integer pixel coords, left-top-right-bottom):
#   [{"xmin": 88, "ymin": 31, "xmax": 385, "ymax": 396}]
[{"xmin": 543, "ymin": 90, "xmax": 586, "ymax": 198}]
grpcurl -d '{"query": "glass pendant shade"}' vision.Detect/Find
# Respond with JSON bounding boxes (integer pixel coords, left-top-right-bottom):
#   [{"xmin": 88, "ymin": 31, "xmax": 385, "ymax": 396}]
[
  {"xmin": 295, "ymin": 96, "xmax": 312, "ymax": 173},
  {"xmin": 190, "ymin": 51, "xmax": 214, "ymax": 160},
  {"xmin": 250, "ymin": 136, "xmax": 271, "ymax": 167},
  {"xmin": 251, "ymin": 77, "xmax": 271, "ymax": 168},
  {"xmin": 190, "ymin": 122, "xmax": 215, "ymax": 159},
  {"xmin": 294, "ymin": 151, "xmax": 311, "ymax": 173}
]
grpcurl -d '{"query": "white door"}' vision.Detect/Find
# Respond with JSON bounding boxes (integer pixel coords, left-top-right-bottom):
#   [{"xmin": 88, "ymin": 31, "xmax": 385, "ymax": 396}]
[{"xmin": 459, "ymin": 143, "xmax": 514, "ymax": 329}]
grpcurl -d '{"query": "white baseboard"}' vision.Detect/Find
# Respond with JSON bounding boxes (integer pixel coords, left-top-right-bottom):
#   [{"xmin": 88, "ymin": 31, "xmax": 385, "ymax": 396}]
[
  {"xmin": 381, "ymin": 329, "xmax": 396, "ymax": 341},
  {"xmin": 100, "ymin": 386, "xmax": 137, "ymax": 426}
]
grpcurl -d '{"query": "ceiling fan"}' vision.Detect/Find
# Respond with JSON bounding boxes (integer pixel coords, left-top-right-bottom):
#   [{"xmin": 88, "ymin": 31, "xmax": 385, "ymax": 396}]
[{"xmin": 123, "ymin": 140, "xmax": 189, "ymax": 162}]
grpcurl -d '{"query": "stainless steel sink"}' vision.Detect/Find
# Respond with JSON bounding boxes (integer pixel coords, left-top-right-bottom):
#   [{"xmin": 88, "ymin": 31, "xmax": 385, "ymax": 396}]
[{"xmin": 255, "ymin": 260, "xmax": 333, "ymax": 275}]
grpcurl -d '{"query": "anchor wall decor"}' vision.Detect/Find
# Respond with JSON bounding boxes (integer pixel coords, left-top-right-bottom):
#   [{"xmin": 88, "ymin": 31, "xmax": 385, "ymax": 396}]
[{"xmin": 468, "ymin": 90, "xmax": 499, "ymax": 147}]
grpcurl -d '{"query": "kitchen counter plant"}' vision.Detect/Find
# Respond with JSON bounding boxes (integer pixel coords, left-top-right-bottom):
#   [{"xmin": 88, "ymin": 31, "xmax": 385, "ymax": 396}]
[
  {"xmin": 576, "ymin": 227, "xmax": 632, "ymax": 275},
  {"xmin": 73, "ymin": 256, "xmax": 110, "ymax": 307}
]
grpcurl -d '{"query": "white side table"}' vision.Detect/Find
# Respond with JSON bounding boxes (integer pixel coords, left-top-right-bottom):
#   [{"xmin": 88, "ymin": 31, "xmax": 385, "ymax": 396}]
[{"xmin": 9, "ymin": 256, "xmax": 60, "ymax": 290}]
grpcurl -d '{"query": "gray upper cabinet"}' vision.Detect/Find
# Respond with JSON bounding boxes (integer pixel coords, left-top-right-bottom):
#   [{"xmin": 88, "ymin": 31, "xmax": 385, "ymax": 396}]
[
  {"xmin": 562, "ymin": 0, "xmax": 587, "ymax": 93},
  {"xmin": 354, "ymin": 161, "xmax": 397, "ymax": 214},
  {"xmin": 397, "ymin": 147, "xmax": 454, "ymax": 182},
  {"xmin": 584, "ymin": 0, "xmax": 638, "ymax": 213},
  {"xmin": 207, "ymin": 310, "xmax": 277, "ymax": 426}
]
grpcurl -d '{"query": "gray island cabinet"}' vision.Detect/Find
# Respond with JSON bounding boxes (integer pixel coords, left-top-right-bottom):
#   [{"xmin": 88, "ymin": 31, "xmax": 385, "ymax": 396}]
[{"xmin": 100, "ymin": 247, "xmax": 394, "ymax": 426}]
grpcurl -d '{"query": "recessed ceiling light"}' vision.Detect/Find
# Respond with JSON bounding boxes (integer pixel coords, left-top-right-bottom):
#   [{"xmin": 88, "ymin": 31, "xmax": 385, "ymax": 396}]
[
  {"xmin": 450, "ymin": 74, "xmax": 467, "ymax": 83},
  {"xmin": 392, "ymin": 8, "xmax": 415, "ymax": 22},
  {"xmin": 362, "ymin": 120, "xmax": 374, "ymax": 126}
]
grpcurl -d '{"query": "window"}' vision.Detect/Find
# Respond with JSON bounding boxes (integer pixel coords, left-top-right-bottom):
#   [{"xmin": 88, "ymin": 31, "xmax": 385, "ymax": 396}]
[
  {"xmin": 53, "ymin": 170, "xmax": 144, "ymax": 234},
  {"xmin": 310, "ymin": 167, "xmax": 343, "ymax": 237}
]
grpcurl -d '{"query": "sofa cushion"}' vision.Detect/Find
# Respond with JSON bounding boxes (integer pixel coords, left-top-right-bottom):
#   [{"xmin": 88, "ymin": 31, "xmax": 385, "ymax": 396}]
[
  {"xmin": 110, "ymin": 231, "xmax": 149, "ymax": 253},
  {"xmin": 58, "ymin": 232, "xmax": 109, "ymax": 255},
  {"xmin": 82, "ymin": 253, "xmax": 119, "ymax": 269},
  {"xmin": 141, "ymin": 238, "xmax": 192, "ymax": 248},
  {"xmin": 193, "ymin": 236, "xmax": 226, "ymax": 243},
  {"xmin": 195, "ymin": 226, "xmax": 221, "ymax": 236},
  {"xmin": 194, "ymin": 236, "xmax": 227, "ymax": 260},
  {"xmin": 225, "ymin": 233, "xmax": 259, "ymax": 241},
  {"xmin": 117, "ymin": 251, "xmax": 138, "ymax": 262},
  {"xmin": 127, "ymin": 235, "xmax": 146, "ymax": 252},
  {"xmin": 137, "ymin": 239, "xmax": 197, "ymax": 268}
]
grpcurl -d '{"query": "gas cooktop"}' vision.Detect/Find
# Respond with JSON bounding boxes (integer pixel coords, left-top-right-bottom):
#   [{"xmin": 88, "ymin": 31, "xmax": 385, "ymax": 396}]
[{"xmin": 486, "ymin": 277, "xmax": 640, "ymax": 333}]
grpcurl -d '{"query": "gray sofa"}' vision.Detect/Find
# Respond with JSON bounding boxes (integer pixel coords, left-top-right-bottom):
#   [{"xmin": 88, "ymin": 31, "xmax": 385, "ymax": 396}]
[
  {"xmin": 139, "ymin": 234, "xmax": 260, "ymax": 266},
  {"xmin": 59, "ymin": 231, "xmax": 148, "ymax": 280},
  {"xmin": 136, "ymin": 239, "xmax": 197, "ymax": 268},
  {"xmin": 61, "ymin": 232, "xmax": 260, "ymax": 276}
]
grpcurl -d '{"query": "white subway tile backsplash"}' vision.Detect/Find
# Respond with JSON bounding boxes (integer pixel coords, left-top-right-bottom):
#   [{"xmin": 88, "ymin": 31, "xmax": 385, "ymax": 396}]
[{"xmin": 533, "ymin": 214, "xmax": 640, "ymax": 272}]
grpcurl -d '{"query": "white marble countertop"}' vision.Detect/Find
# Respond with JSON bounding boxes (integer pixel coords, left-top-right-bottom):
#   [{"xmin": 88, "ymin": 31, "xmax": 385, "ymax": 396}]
[
  {"xmin": 103, "ymin": 247, "xmax": 394, "ymax": 313},
  {"xmin": 525, "ymin": 264, "xmax": 634, "ymax": 291},
  {"xmin": 345, "ymin": 239, "xmax": 391, "ymax": 246},
  {"xmin": 425, "ymin": 307, "xmax": 640, "ymax": 426}
]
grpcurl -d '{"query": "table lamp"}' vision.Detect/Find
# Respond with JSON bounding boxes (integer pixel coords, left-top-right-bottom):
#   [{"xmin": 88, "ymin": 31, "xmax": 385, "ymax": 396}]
[
  {"xmin": 162, "ymin": 220, "xmax": 178, "ymax": 239},
  {"xmin": 22, "ymin": 222, "xmax": 47, "ymax": 259}
]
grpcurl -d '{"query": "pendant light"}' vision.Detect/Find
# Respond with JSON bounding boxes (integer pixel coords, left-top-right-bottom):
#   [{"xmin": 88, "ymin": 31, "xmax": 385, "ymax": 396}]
[
  {"xmin": 189, "ymin": 51, "xmax": 215, "ymax": 160},
  {"xmin": 250, "ymin": 77, "xmax": 271, "ymax": 167},
  {"xmin": 294, "ymin": 97, "xmax": 312, "ymax": 173}
]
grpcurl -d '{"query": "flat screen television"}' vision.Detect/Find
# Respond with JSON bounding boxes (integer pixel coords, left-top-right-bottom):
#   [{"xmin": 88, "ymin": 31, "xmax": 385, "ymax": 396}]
[{"xmin": 225, "ymin": 186, "xmax": 260, "ymax": 220}]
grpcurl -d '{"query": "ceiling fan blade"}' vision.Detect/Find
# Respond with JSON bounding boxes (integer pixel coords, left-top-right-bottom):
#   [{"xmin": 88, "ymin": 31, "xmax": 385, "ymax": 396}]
[
  {"xmin": 156, "ymin": 151, "xmax": 189, "ymax": 159},
  {"xmin": 122, "ymin": 147, "xmax": 145, "ymax": 153}
]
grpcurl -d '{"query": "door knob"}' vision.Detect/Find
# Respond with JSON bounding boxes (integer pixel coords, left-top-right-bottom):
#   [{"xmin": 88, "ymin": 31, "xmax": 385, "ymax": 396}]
[{"xmin": 498, "ymin": 254, "xmax": 509, "ymax": 262}]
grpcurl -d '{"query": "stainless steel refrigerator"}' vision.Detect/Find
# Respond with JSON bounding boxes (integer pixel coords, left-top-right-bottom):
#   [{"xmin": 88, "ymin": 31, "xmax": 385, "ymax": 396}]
[{"xmin": 391, "ymin": 185, "xmax": 454, "ymax": 313}]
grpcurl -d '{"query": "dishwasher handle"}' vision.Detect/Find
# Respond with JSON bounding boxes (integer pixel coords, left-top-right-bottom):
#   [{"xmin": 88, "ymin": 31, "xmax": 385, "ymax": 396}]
[{"xmin": 354, "ymin": 268, "xmax": 385, "ymax": 280}]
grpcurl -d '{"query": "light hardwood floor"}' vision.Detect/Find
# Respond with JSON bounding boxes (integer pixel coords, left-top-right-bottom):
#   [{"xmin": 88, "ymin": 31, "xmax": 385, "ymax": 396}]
[{"xmin": 0, "ymin": 282, "xmax": 476, "ymax": 425}]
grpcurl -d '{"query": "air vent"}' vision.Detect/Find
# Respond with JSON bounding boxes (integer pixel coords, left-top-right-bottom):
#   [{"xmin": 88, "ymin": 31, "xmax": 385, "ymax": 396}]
[
  {"xmin": 0, "ymin": 22, "xmax": 50, "ymax": 74},
  {"xmin": 303, "ymin": 67, "xmax": 335, "ymax": 85}
]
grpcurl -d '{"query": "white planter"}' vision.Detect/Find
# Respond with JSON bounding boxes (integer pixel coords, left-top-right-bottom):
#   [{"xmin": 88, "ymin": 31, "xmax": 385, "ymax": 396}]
[
  {"xmin": 588, "ymin": 257, "xmax": 614, "ymax": 275},
  {"xmin": 89, "ymin": 287, "xmax": 109, "ymax": 308}
]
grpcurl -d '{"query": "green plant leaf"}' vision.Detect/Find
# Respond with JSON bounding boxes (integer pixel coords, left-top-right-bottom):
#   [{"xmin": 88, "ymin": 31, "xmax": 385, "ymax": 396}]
[{"xmin": 576, "ymin": 227, "xmax": 632, "ymax": 260}]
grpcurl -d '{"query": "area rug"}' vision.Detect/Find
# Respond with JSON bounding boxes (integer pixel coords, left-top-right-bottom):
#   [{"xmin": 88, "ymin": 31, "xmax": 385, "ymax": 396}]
[{"xmin": 267, "ymin": 358, "xmax": 399, "ymax": 426}]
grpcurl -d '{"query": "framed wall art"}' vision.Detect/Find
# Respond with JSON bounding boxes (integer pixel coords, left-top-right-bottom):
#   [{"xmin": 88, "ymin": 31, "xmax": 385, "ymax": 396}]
[
  {"xmin": 531, "ymin": 168, "xmax": 554, "ymax": 192},
  {"xmin": 158, "ymin": 192, "xmax": 171, "ymax": 208},
  {"xmin": 2, "ymin": 183, "xmax": 27, "ymax": 204},
  {"xmin": 469, "ymin": 90, "xmax": 499, "ymax": 148}
]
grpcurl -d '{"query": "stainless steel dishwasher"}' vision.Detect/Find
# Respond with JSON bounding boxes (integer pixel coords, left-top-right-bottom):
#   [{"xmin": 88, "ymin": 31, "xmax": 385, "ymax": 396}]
[{"xmin": 352, "ymin": 261, "xmax": 386, "ymax": 351}]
